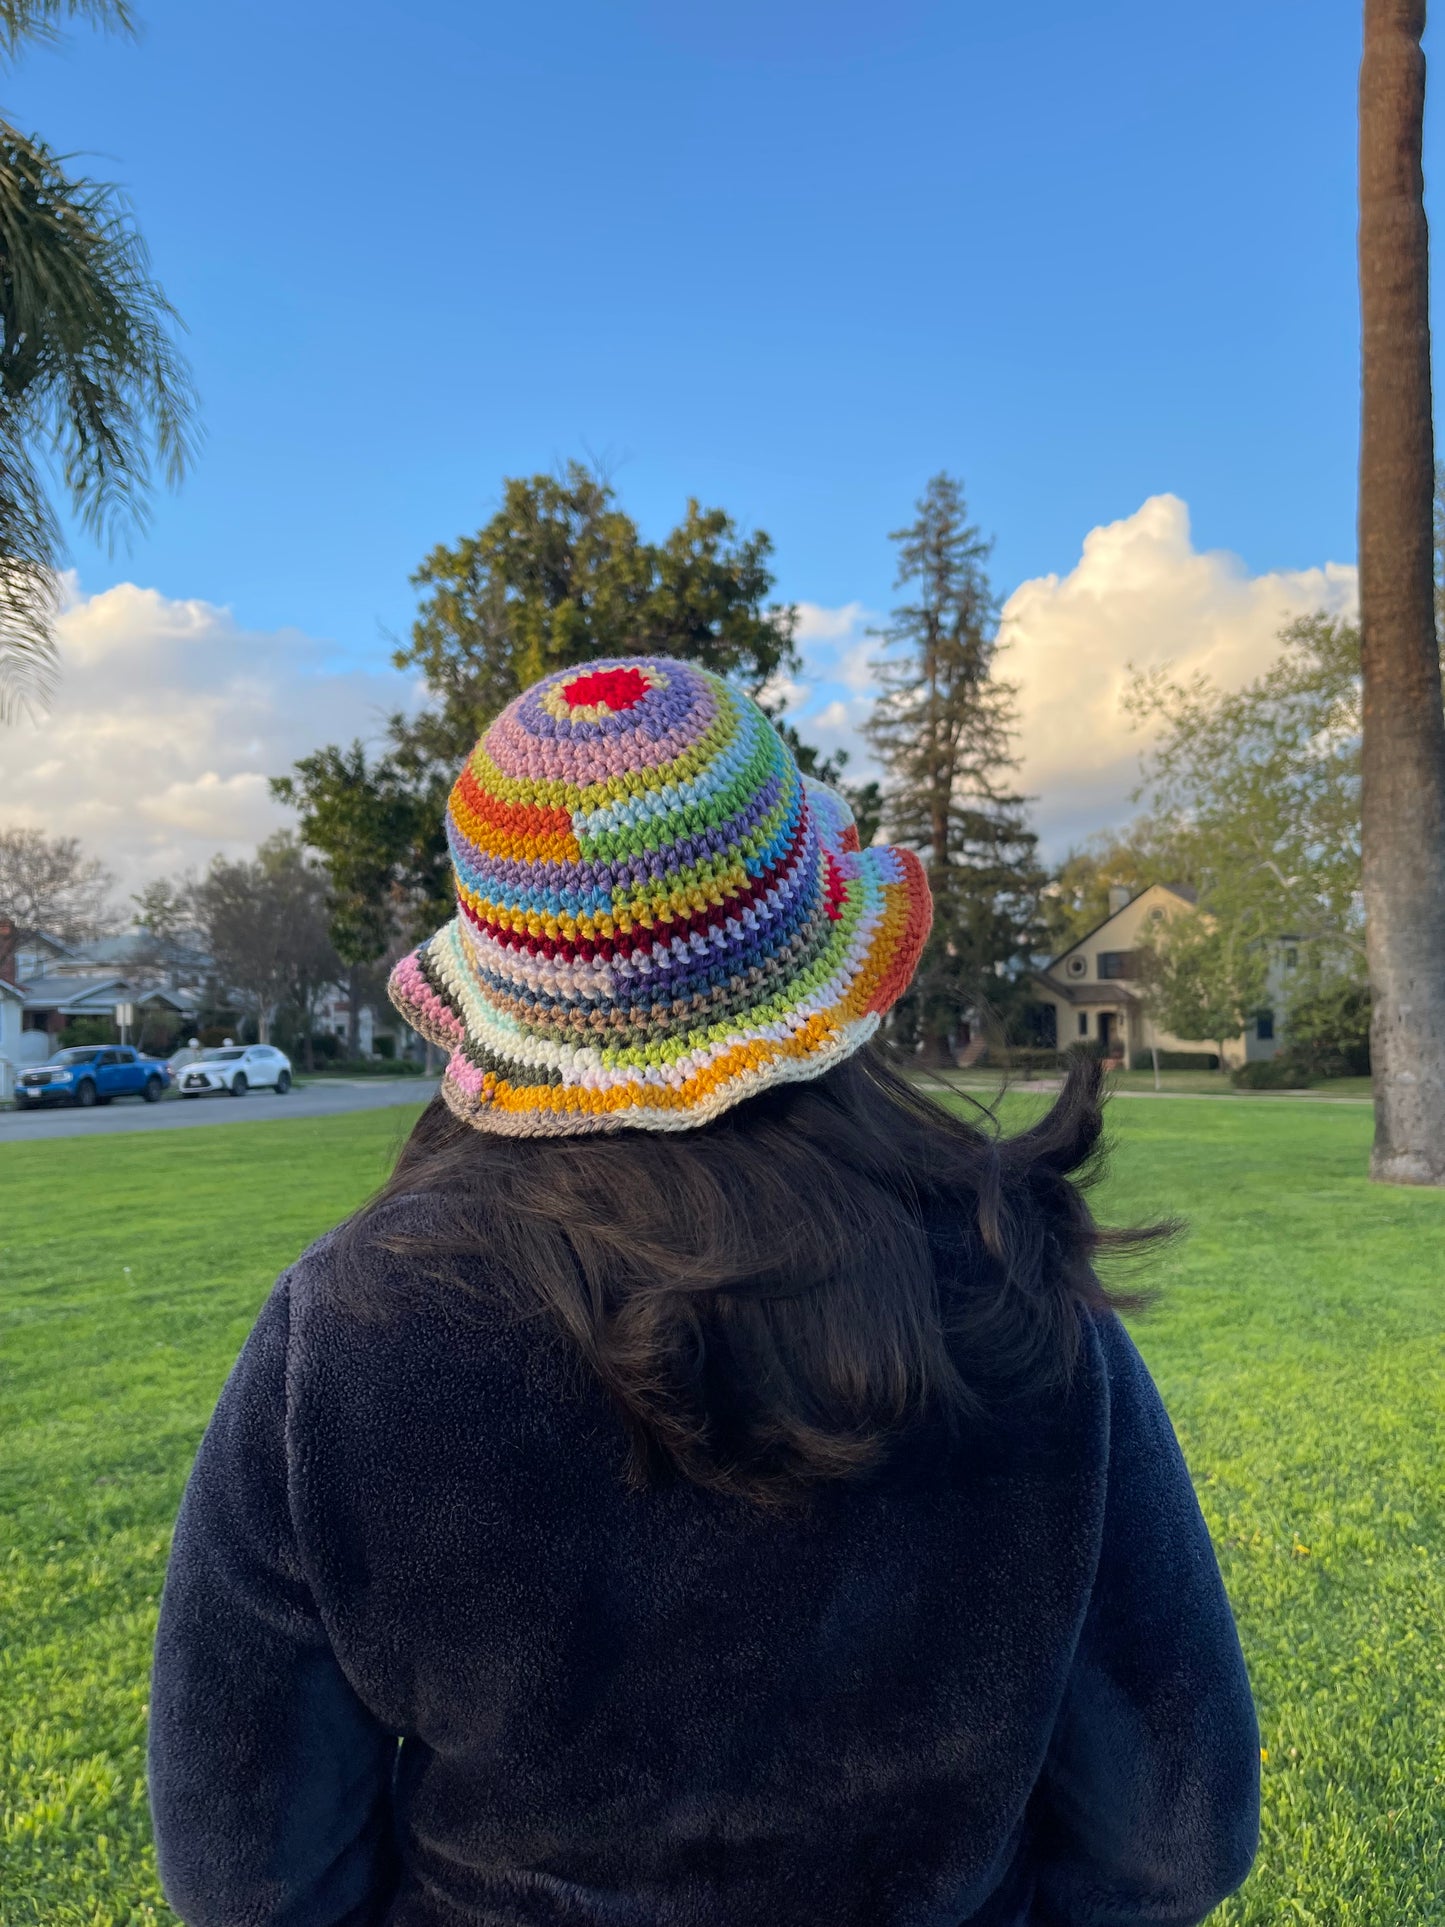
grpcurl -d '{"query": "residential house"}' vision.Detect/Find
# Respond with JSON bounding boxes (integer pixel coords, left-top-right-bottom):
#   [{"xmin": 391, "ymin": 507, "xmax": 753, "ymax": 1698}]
[
  {"xmin": 1031, "ymin": 884, "xmax": 1288, "ymax": 1069},
  {"xmin": 44, "ymin": 930, "xmax": 209, "ymax": 1003},
  {"xmin": 315, "ymin": 983, "xmax": 377, "ymax": 1056},
  {"xmin": 0, "ymin": 975, "xmax": 23, "ymax": 1099},
  {"xmin": 7, "ymin": 927, "xmax": 80, "ymax": 982},
  {"xmin": 14, "ymin": 974, "xmax": 190, "ymax": 1066}
]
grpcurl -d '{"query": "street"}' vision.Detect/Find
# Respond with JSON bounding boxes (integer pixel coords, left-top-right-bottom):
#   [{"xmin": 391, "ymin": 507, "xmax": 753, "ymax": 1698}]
[{"xmin": 0, "ymin": 1076, "xmax": 439, "ymax": 1143}]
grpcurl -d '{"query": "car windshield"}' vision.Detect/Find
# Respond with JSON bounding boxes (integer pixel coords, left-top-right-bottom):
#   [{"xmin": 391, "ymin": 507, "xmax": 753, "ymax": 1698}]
[
  {"xmin": 202, "ymin": 1048, "xmax": 246, "ymax": 1061},
  {"xmin": 48, "ymin": 1047, "xmax": 99, "ymax": 1065}
]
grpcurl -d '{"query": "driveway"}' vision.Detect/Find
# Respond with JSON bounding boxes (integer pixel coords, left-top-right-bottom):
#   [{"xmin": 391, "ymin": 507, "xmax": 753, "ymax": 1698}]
[{"xmin": 0, "ymin": 1076, "xmax": 439, "ymax": 1143}]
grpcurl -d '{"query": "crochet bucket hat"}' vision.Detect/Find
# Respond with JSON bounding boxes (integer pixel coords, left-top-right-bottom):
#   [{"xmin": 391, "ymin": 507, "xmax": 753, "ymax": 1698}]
[{"xmin": 388, "ymin": 656, "xmax": 931, "ymax": 1135}]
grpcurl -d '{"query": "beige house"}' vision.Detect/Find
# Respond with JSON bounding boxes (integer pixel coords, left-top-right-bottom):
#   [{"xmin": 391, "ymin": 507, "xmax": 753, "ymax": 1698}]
[{"xmin": 1032, "ymin": 883, "xmax": 1286, "ymax": 1070}]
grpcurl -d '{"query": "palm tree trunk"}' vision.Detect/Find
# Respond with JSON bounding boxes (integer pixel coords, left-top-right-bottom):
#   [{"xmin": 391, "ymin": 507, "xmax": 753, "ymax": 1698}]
[{"xmin": 1358, "ymin": 0, "xmax": 1445, "ymax": 1183}]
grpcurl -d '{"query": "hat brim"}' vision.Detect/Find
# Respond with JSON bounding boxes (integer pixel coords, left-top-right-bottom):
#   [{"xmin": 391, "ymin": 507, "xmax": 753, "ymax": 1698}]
[{"xmin": 389, "ymin": 783, "xmax": 931, "ymax": 1137}]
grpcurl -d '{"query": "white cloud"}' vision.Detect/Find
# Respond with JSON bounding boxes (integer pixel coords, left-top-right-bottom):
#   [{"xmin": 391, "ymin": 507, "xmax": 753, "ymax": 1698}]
[
  {"xmin": 788, "ymin": 499, "xmax": 1355, "ymax": 852},
  {"xmin": 0, "ymin": 580, "xmax": 418, "ymax": 896},
  {"xmin": 795, "ymin": 599, "xmax": 869, "ymax": 643},
  {"xmin": 1000, "ymin": 495, "xmax": 1356, "ymax": 851},
  {"xmin": 0, "ymin": 503, "xmax": 1358, "ymax": 902}
]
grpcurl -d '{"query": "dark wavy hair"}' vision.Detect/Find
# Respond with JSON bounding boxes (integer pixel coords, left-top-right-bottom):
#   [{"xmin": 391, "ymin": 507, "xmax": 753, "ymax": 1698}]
[{"xmin": 341, "ymin": 1046, "xmax": 1165, "ymax": 1507}]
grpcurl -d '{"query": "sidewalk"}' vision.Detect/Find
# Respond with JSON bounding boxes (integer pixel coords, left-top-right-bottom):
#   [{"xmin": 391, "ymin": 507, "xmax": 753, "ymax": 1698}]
[{"xmin": 920, "ymin": 1073, "xmax": 1373, "ymax": 1108}]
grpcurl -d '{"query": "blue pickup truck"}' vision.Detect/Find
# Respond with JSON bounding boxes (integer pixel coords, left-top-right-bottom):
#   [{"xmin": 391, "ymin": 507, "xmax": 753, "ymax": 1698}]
[{"xmin": 14, "ymin": 1045, "xmax": 172, "ymax": 1110}]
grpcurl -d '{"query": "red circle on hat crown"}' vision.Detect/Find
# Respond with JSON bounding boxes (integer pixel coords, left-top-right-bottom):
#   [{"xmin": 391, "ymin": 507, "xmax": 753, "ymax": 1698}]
[{"xmin": 562, "ymin": 666, "xmax": 649, "ymax": 712}]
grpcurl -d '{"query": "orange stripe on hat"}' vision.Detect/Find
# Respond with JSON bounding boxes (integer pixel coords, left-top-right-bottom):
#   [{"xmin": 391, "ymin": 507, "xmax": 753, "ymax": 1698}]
[{"xmin": 450, "ymin": 761, "xmax": 582, "ymax": 863}]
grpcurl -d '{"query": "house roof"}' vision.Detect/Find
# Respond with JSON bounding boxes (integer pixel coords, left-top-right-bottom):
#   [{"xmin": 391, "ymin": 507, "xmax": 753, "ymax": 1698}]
[
  {"xmin": 19, "ymin": 973, "xmax": 132, "ymax": 1010},
  {"xmin": 10, "ymin": 928, "xmax": 81, "ymax": 960},
  {"xmin": 1027, "ymin": 970, "xmax": 1138, "ymax": 1008},
  {"xmin": 64, "ymin": 931, "xmax": 210, "ymax": 971},
  {"xmin": 22, "ymin": 974, "xmax": 191, "ymax": 1012},
  {"xmin": 0, "ymin": 976, "xmax": 23, "ymax": 1001},
  {"xmin": 1043, "ymin": 881, "xmax": 1198, "ymax": 973}
]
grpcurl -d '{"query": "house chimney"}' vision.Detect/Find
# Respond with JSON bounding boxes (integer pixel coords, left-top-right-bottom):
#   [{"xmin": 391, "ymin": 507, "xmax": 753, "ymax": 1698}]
[
  {"xmin": 1108, "ymin": 885, "xmax": 1131, "ymax": 917},
  {"xmin": 0, "ymin": 918, "xmax": 15, "ymax": 985}
]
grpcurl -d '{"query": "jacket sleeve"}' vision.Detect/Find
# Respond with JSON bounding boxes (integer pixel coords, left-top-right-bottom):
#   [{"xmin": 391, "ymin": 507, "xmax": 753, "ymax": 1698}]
[
  {"xmin": 1030, "ymin": 1316, "xmax": 1260, "ymax": 1927},
  {"xmin": 148, "ymin": 1279, "xmax": 398, "ymax": 1927}
]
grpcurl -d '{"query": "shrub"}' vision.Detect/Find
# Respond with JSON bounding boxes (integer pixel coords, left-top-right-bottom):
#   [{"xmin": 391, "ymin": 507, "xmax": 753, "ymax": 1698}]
[
  {"xmin": 969, "ymin": 1046, "xmax": 1066, "ymax": 1074},
  {"xmin": 135, "ymin": 1022, "xmax": 184, "ymax": 1059},
  {"xmin": 372, "ymin": 1032, "xmax": 396, "ymax": 1059},
  {"xmin": 1286, "ymin": 980, "xmax": 1371, "ymax": 1078},
  {"xmin": 1232, "ymin": 1057, "xmax": 1311, "ymax": 1090},
  {"xmin": 1129, "ymin": 1049, "xmax": 1221, "ymax": 1072},
  {"xmin": 57, "ymin": 1016, "xmax": 115, "ymax": 1049}
]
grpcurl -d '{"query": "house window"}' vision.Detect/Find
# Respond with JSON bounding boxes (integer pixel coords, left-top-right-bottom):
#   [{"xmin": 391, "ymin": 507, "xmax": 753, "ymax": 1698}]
[
  {"xmin": 1256, "ymin": 1009, "xmax": 1275, "ymax": 1041},
  {"xmin": 1097, "ymin": 950, "xmax": 1137, "ymax": 980},
  {"xmin": 1077, "ymin": 1012, "xmax": 1089, "ymax": 1037},
  {"xmin": 1284, "ymin": 947, "xmax": 1298, "ymax": 969}
]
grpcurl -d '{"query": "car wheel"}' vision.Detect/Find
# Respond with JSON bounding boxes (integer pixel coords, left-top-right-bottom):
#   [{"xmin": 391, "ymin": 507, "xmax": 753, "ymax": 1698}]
[
  {"xmin": 275, "ymin": 1070, "xmax": 291, "ymax": 1094},
  {"xmin": 230, "ymin": 1073, "xmax": 248, "ymax": 1097},
  {"xmin": 75, "ymin": 1080, "xmax": 97, "ymax": 1108},
  {"xmin": 14, "ymin": 1093, "xmax": 29, "ymax": 1110},
  {"xmin": 143, "ymin": 1075, "xmax": 163, "ymax": 1103}
]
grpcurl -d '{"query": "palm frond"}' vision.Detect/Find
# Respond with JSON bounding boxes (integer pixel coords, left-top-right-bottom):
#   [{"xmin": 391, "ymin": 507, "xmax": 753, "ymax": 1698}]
[
  {"xmin": 0, "ymin": 1, "xmax": 135, "ymax": 63},
  {"xmin": 0, "ymin": 416, "xmax": 59, "ymax": 720},
  {"xmin": 0, "ymin": 120, "xmax": 197, "ymax": 717},
  {"xmin": 0, "ymin": 121, "xmax": 199, "ymax": 547}
]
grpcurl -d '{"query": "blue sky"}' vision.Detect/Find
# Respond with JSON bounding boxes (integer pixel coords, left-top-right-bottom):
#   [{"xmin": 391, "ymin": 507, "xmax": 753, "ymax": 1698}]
[
  {"xmin": 0, "ymin": 1, "xmax": 1419, "ymax": 885},
  {"xmin": 9, "ymin": 0, "xmax": 1396, "ymax": 650}
]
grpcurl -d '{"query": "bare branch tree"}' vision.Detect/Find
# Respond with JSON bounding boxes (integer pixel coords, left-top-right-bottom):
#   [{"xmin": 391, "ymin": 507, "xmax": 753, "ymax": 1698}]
[
  {"xmin": 193, "ymin": 835, "xmax": 341, "ymax": 1045},
  {"xmin": 0, "ymin": 823, "xmax": 116, "ymax": 944}
]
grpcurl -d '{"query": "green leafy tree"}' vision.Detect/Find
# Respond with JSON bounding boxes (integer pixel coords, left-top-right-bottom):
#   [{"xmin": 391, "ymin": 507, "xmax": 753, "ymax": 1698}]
[
  {"xmin": 1137, "ymin": 916, "xmax": 1269, "ymax": 1071},
  {"xmin": 390, "ymin": 463, "xmax": 798, "ymax": 776},
  {"xmin": 271, "ymin": 744, "xmax": 426, "ymax": 1055},
  {"xmin": 864, "ymin": 473, "xmax": 1044, "ymax": 1065},
  {"xmin": 280, "ymin": 462, "xmax": 808, "ymax": 941},
  {"xmin": 1125, "ymin": 615, "xmax": 1365, "ymax": 974},
  {"xmin": 0, "ymin": 0, "xmax": 197, "ymax": 718}
]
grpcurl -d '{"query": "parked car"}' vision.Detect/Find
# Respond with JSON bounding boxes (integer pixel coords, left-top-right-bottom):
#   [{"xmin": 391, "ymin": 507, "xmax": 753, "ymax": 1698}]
[
  {"xmin": 175, "ymin": 1045, "xmax": 293, "ymax": 1098},
  {"xmin": 14, "ymin": 1045, "xmax": 172, "ymax": 1109}
]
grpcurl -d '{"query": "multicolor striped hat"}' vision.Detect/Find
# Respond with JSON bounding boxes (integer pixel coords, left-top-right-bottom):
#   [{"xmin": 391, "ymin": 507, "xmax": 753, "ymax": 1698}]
[{"xmin": 388, "ymin": 657, "xmax": 931, "ymax": 1135}]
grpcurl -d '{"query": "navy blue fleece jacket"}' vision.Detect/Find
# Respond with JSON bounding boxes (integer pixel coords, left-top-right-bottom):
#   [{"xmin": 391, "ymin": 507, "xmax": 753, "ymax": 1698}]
[{"xmin": 149, "ymin": 1199, "xmax": 1259, "ymax": 1927}]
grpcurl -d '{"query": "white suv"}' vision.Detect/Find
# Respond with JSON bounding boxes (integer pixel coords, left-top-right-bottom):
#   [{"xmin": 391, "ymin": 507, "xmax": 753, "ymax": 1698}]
[{"xmin": 176, "ymin": 1045, "xmax": 293, "ymax": 1098}]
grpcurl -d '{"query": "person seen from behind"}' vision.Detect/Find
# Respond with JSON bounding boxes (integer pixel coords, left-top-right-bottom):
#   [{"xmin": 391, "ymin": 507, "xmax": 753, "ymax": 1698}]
[{"xmin": 149, "ymin": 657, "xmax": 1260, "ymax": 1925}]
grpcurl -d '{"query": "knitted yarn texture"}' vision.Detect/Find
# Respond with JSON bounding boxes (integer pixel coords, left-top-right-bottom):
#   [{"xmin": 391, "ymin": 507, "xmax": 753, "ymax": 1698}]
[{"xmin": 388, "ymin": 657, "xmax": 932, "ymax": 1135}]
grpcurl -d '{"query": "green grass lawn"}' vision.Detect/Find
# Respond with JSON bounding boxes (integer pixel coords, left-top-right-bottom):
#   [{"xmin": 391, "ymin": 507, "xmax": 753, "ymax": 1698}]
[{"xmin": 2, "ymin": 1098, "xmax": 1442, "ymax": 1923}]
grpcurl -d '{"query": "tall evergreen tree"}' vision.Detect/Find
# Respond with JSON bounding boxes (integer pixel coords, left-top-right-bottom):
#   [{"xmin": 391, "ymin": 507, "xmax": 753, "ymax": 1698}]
[{"xmin": 864, "ymin": 474, "xmax": 1044, "ymax": 1065}]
